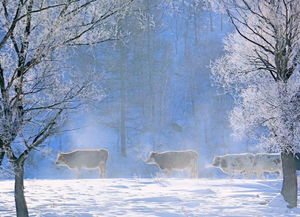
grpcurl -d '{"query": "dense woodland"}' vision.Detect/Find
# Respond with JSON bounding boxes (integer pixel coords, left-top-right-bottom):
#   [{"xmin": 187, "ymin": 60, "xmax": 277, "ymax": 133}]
[{"xmin": 17, "ymin": 1, "xmax": 242, "ymax": 179}]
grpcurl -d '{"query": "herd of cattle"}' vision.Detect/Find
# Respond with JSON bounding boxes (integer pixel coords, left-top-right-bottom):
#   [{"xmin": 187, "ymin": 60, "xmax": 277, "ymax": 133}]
[{"xmin": 55, "ymin": 149, "xmax": 285, "ymax": 179}]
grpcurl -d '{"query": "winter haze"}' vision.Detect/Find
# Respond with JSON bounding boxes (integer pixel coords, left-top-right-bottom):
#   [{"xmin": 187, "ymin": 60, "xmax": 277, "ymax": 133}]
[
  {"xmin": 0, "ymin": 0, "xmax": 300, "ymax": 216},
  {"xmin": 5, "ymin": 3, "xmax": 239, "ymax": 180}
]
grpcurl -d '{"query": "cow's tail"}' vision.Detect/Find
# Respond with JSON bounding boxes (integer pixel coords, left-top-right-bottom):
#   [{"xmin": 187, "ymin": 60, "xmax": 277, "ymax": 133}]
[
  {"xmin": 100, "ymin": 150, "xmax": 109, "ymax": 178},
  {"xmin": 104, "ymin": 150, "xmax": 109, "ymax": 164},
  {"xmin": 191, "ymin": 153, "xmax": 199, "ymax": 178}
]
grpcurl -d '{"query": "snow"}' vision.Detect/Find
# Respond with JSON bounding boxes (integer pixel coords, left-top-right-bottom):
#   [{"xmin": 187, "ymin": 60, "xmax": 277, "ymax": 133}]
[
  {"xmin": 1, "ymin": 178, "xmax": 300, "ymax": 217},
  {"xmin": 268, "ymin": 193, "xmax": 289, "ymax": 208}
]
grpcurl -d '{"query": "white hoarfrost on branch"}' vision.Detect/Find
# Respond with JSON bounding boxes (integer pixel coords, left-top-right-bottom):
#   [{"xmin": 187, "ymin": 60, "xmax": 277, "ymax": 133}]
[
  {"xmin": 211, "ymin": 0, "xmax": 300, "ymax": 207},
  {"xmin": 0, "ymin": 0, "xmax": 134, "ymax": 166},
  {"xmin": 0, "ymin": 0, "xmax": 136, "ymax": 216},
  {"xmin": 211, "ymin": 0, "xmax": 300, "ymax": 154}
]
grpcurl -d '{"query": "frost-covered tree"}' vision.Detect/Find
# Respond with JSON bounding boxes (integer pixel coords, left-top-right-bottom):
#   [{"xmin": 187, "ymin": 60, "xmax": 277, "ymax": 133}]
[
  {"xmin": 211, "ymin": 0, "xmax": 300, "ymax": 207},
  {"xmin": 0, "ymin": 0, "xmax": 134, "ymax": 216}
]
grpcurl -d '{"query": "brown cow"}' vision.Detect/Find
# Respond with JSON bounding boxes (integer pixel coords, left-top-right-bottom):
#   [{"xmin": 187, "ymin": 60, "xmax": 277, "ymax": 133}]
[
  {"xmin": 56, "ymin": 149, "xmax": 108, "ymax": 178},
  {"xmin": 146, "ymin": 150, "xmax": 199, "ymax": 178}
]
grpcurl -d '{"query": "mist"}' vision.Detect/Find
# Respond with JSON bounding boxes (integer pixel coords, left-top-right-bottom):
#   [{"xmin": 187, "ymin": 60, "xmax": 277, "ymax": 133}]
[
  {"xmin": 2, "ymin": 1, "xmax": 299, "ymax": 216},
  {"xmin": 0, "ymin": 1, "xmax": 257, "ymax": 181},
  {"xmin": 16, "ymin": 5, "xmax": 254, "ymax": 180}
]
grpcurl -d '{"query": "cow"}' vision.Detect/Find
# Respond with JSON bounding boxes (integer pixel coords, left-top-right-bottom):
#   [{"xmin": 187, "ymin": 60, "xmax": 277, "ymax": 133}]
[
  {"xmin": 145, "ymin": 150, "xmax": 199, "ymax": 178},
  {"xmin": 212, "ymin": 153, "xmax": 254, "ymax": 177},
  {"xmin": 56, "ymin": 149, "xmax": 108, "ymax": 178},
  {"xmin": 252, "ymin": 153, "xmax": 282, "ymax": 178}
]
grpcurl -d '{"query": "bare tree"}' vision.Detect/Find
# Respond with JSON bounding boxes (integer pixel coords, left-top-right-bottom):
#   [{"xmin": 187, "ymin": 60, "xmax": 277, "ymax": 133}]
[
  {"xmin": 0, "ymin": 0, "xmax": 134, "ymax": 216},
  {"xmin": 211, "ymin": 0, "xmax": 300, "ymax": 207}
]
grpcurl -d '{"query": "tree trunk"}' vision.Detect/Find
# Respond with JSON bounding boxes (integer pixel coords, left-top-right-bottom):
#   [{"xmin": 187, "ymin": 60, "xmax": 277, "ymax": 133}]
[
  {"xmin": 120, "ymin": 60, "xmax": 127, "ymax": 157},
  {"xmin": 0, "ymin": 150, "xmax": 4, "ymax": 165},
  {"xmin": 120, "ymin": 102, "xmax": 126, "ymax": 157},
  {"xmin": 0, "ymin": 139, "xmax": 5, "ymax": 165},
  {"xmin": 281, "ymin": 151, "xmax": 297, "ymax": 208},
  {"xmin": 14, "ymin": 163, "xmax": 28, "ymax": 217}
]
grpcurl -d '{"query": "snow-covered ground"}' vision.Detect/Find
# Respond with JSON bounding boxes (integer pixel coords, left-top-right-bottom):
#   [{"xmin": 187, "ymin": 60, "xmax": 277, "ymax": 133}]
[{"xmin": 1, "ymin": 178, "xmax": 300, "ymax": 217}]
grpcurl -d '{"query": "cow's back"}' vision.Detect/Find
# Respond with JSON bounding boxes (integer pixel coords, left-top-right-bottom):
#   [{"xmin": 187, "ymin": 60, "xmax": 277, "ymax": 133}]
[
  {"xmin": 222, "ymin": 153, "xmax": 254, "ymax": 171},
  {"xmin": 64, "ymin": 149, "xmax": 108, "ymax": 169},
  {"xmin": 254, "ymin": 153, "xmax": 281, "ymax": 171},
  {"xmin": 155, "ymin": 150, "xmax": 198, "ymax": 170}
]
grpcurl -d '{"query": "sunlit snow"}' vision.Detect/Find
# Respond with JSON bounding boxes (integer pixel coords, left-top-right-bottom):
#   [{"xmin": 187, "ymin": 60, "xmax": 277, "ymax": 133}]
[{"xmin": 1, "ymin": 178, "xmax": 299, "ymax": 217}]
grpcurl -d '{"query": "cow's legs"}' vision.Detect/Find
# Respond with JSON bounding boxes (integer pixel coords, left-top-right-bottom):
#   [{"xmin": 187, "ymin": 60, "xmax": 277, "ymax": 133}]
[
  {"xmin": 244, "ymin": 170, "xmax": 252, "ymax": 179},
  {"xmin": 191, "ymin": 160, "xmax": 198, "ymax": 179},
  {"xmin": 228, "ymin": 170, "xmax": 235, "ymax": 179},
  {"xmin": 190, "ymin": 168, "xmax": 197, "ymax": 178},
  {"xmin": 164, "ymin": 169, "xmax": 172, "ymax": 177},
  {"xmin": 256, "ymin": 171, "xmax": 264, "ymax": 179},
  {"xmin": 99, "ymin": 165, "xmax": 106, "ymax": 178},
  {"xmin": 75, "ymin": 169, "xmax": 81, "ymax": 179},
  {"xmin": 189, "ymin": 168, "xmax": 194, "ymax": 178},
  {"xmin": 99, "ymin": 168, "xmax": 102, "ymax": 178}
]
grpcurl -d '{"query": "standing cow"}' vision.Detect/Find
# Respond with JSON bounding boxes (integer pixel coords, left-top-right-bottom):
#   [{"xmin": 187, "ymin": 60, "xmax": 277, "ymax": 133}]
[
  {"xmin": 252, "ymin": 153, "xmax": 282, "ymax": 178},
  {"xmin": 145, "ymin": 150, "xmax": 199, "ymax": 178},
  {"xmin": 212, "ymin": 153, "xmax": 254, "ymax": 177},
  {"xmin": 56, "ymin": 149, "xmax": 108, "ymax": 178}
]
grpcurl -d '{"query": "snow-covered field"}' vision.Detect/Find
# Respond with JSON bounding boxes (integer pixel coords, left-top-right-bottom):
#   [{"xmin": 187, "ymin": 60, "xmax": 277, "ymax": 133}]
[{"xmin": 1, "ymin": 178, "xmax": 300, "ymax": 217}]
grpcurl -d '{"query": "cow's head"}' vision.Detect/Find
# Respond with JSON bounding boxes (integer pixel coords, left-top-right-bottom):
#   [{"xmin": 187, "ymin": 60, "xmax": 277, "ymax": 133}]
[
  {"xmin": 145, "ymin": 152, "xmax": 157, "ymax": 164},
  {"xmin": 55, "ymin": 153, "xmax": 66, "ymax": 165},
  {"xmin": 212, "ymin": 156, "xmax": 221, "ymax": 167}
]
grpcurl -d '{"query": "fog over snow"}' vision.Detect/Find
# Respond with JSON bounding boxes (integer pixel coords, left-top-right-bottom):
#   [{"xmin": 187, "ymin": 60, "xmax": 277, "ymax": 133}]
[
  {"xmin": 1, "ymin": 1, "xmax": 300, "ymax": 217},
  {"xmin": 12, "ymin": 10, "xmax": 238, "ymax": 181}
]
